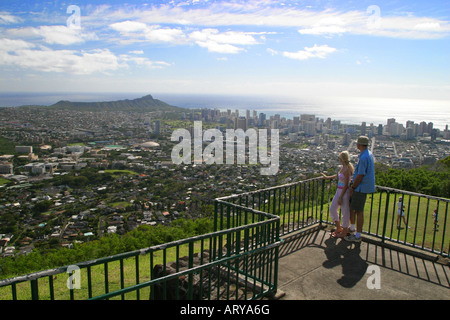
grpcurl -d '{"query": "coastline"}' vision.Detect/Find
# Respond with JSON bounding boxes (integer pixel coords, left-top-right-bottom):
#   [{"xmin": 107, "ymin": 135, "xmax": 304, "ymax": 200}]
[{"xmin": 0, "ymin": 92, "xmax": 448, "ymax": 130}]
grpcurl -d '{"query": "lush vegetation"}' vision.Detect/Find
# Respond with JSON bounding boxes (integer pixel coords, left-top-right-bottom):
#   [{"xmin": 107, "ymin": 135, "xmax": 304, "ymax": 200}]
[
  {"xmin": 0, "ymin": 217, "xmax": 213, "ymax": 279},
  {"xmin": 375, "ymin": 156, "xmax": 450, "ymax": 198},
  {"xmin": 0, "ymin": 136, "xmax": 15, "ymax": 155}
]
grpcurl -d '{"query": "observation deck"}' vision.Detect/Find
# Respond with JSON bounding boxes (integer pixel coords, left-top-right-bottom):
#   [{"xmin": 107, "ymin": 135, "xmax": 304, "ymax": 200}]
[{"xmin": 0, "ymin": 178, "xmax": 448, "ymax": 301}]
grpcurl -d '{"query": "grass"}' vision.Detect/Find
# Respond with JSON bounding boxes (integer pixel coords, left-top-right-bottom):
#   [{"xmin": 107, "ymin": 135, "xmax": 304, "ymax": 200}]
[
  {"xmin": 109, "ymin": 201, "xmax": 132, "ymax": 208},
  {"xmin": 67, "ymin": 143, "xmax": 86, "ymax": 146},
  {"xmin": 103, "ymin": 169, "xmax": 139, "ymax": 177},
  {"xmin": 0, "ymin": 177, "xmax": 11, "ymax": 186},
  {"xmin": 0, "ymin": 136, "xmax": 15, "ymax": 155},
  {"xmin": 0, "ymin": 237, "xmax": 215, "ymax": 300},
  {"xmin": 270, "ymin": 190, "xmax": 449, "ymax": 254},
  {"xmin": 358, "ymin": 192, "xmax": 448, "ymax": 252}
]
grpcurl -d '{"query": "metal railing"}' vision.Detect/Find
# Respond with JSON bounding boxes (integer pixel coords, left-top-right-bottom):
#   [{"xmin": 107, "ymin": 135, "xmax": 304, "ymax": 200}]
[
  {"xmin": 221, "ymin": 178, "xmax": 449, "ymax": 257},
  {"xmin": 362, "ymin": 186, "xmax": 449, "ymax": 256},
  {"xmin": 0, "ymin": 199, "xmax": 281, "ymax": 300},
  {"xmin": 1, "ymin": 178, "xmax": 448, "ymax": 300},
  {"xmin": 216, "ymin": 177, "xmax": 332, "ymax": 237}
]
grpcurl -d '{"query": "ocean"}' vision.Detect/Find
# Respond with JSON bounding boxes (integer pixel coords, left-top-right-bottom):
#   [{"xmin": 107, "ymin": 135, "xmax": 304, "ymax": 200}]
[{"xmin": 0, "ymin": 92, "xmax": 448, "ymax": 130}]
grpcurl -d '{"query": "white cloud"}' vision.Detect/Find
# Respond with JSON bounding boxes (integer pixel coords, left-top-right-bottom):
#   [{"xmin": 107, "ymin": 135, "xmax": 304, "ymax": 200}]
[
  {"xmin": 0, "ymin": 38, "xmax": 34, "ymax": 52},
  {"xmin": 298, "ymin": 15, "xmax": 347, "ymax": 36},
  {"xmin": 110, "ymin": 21, "xmax": 147, "ymax": 32},
  {"xmin": 109, "ymin": 21, "xmax": 186, "ymax": 44},
  {"xmin": 189, "ymin": 28, "xmax": 259, "ymax": 53},
  {"xmin": 98, "ymin": 3, "xmax": 450, "ymax": 40},
  {"xmin": 35, "ymin": 26, "xmax": 98, "ymax": 45},
  {"xmin": 414, "ymin": 22, "xmax": 441, "ymax": 31},
  {"xmin": 195, "ymin": 40, "xmax": 243, "ymax": 54},
  {"xmin": 282, "ymin": 44, "xmax": 337, "ymax": 61},
  {"xmin": 0, "ymin": 46, "xmax": 123, "ymax": 74},
  {"xmin": 200, "ymin": 30, "xmax": 259, "ymax": 45},
  {"xmin": 0, "ymin": 38, "xmax": 170, "ymax": 75},
  {"xmin": 0, "ymin": 13, "xmax": 21, "ymax": 24},
  {"xmin": 108, "ymin": 21, "xmax": 261, "ymax": 53},
  {"xmin": 144, "ymin": 25, "xmax": 186, "ymax": 43},
  {"xmin": 119, "ymin": 54, "xmax": 172, "ymax": 69},
  {"xmin": 4, "ymin": 25, "xmax": 98, "ymax": 45},
  {"xmin": 299, "ymin": 25, "xmax": 347, "ymax": 36},
  {"xmin": 266, "ymin": 48, "xmax": 278, "ymax": 56}
]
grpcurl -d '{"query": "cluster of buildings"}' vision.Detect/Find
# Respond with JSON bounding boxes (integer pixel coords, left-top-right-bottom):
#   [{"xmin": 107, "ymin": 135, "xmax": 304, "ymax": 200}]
[
  {"xmin": 0, "ymin": 103, "xmax": 448, "ymax": 257},
  {"xmin": 188, "ymin": 107, "xmax": 449, "ymax": 141}
]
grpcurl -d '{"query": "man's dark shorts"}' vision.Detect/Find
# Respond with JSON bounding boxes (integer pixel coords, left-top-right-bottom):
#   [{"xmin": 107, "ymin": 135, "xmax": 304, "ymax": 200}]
[{"xmin": 350, "ymin": 191, "xmax": 367, "ymax": 212}]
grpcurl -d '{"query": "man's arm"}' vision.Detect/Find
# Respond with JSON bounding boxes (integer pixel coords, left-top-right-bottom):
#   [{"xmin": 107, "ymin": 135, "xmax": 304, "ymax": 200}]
[{"xmin": 352, "ymin": 174, "xmax": 364, "ymax": 189}]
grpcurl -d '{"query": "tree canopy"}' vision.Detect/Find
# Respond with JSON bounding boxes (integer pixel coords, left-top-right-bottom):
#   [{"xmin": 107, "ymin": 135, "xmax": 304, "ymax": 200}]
[{"xmin": 375, "ymin": 156, "xmax": 450, "ymax": 198}]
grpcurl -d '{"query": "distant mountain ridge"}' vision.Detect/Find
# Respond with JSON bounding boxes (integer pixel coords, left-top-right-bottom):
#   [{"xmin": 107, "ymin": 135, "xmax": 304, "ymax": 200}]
[{"xmin": 47, "ymin": 94, "xmax": 183, "ymax": 112}]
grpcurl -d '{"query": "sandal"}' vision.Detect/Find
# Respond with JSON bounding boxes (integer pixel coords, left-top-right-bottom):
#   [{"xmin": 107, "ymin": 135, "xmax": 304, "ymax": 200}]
[
  {"xmin": 331, "ymin": 231, "xmax": 344, "ymax": 238},
  {"xmin": 334, "ymin": 231, "xmax": 347, "ymax": 238}
]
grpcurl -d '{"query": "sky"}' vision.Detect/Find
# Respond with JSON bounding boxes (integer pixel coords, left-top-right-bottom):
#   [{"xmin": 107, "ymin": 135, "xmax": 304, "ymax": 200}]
[{"xmin": 0, "ymin": 0, "xmax": 449, "ymax": 117}]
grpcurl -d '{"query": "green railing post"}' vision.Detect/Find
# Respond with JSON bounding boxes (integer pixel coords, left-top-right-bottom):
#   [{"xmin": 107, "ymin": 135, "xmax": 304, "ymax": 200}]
[
  {"xmin": 30, "ymin": 279, "xmax": 39, "ymax": 300},
  {"xmin": 381, "ymin": 190, "xmax": 390, "ymax": 243},
  {"xmin": 188, "ymin": 241, "xmax": 194, "ymax": 300},
  {"xmin": 214, "ymin": 200, "xmax": 218, "ymax": 232},
  {"xmin": 319, "ymin": 178, "xmax": 325, "ymax": 226}
]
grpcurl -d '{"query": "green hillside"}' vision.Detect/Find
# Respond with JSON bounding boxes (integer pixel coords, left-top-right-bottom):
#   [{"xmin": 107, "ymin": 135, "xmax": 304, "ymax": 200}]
[{"xmin": 47, "ymin": 94, "xmax": 183, "ymax": 112}]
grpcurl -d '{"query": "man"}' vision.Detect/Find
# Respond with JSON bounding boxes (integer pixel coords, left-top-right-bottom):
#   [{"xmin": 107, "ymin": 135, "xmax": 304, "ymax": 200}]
[{"xmin": 345, "ymin": 136, "xmax": 375, "ymax": 242}]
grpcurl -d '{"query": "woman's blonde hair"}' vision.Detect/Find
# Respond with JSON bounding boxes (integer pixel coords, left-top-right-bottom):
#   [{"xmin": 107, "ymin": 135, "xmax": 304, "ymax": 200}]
[{"xmin": 339, "ymin": 151, "xmax": 354, "ymax": 173}]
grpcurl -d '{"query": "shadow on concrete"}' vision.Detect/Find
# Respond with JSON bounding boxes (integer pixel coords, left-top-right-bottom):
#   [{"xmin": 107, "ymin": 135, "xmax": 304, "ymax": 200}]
[
  {"xmin": 276, "ymin": 225, "xmax": 449, "ymax": 299},
  {"xmin": 322, "ymin": 236, "xmax": 369, "ymax": 288}
]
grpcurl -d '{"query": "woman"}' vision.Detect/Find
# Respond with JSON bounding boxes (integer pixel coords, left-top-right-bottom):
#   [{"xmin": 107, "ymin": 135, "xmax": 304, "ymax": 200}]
[{"xmin": 321, "ymin": 151, "xmax": 354, "ymax": 238}]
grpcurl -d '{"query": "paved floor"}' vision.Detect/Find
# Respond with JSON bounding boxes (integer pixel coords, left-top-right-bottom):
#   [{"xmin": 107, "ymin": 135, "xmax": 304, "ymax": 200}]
[{"xmin": 275, "ymin": 226, "xmax": 449, "ymax": 300}]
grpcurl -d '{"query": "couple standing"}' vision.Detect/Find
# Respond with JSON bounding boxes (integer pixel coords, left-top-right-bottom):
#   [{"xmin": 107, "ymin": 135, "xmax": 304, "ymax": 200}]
[{"xmin": 322, "ymin": 136, "xmax": 376, "ymax": 242}]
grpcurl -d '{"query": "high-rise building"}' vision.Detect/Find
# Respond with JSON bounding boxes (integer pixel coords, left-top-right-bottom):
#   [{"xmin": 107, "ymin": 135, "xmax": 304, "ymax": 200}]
[
  {"xmin": 301, "ymin": 114, "xmax": 315, "ymax": 122},
  {"xmin": 343, "ymin": 133, "xmax": 351, "ymax": 145},
  {"xmin": 154, "ymin": 120, "xmax": 160, "ymax": 135},
  {"xmin": 361, "ymin": 122, "xmax": 366, "ymax": 135},
  {"xmin": 258, "ymin": 113, "xmax": 266, "ymax": 127},
  {"xmin": 419, "ymin": 121, "xmax": 427, "ymax": 136},
  {"xmin": 237, "ymin": 117, "xmax": 247, "ymax": 131},
  {"xmin": 386, "ymin": 118, "xmax": 396, "ymax": 133},
  {"xmin": 304, "ymin": 121, "xmax": 316, "ymax": 136},
  {"xmin": 406, "ymin": 127, "xmax": 414, "ymax": 140}
]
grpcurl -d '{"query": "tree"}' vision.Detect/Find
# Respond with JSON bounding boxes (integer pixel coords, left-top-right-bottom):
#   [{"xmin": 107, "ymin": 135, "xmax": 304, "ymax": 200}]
[{"xmin": 33, "ymin": 200, "xmax": 52, "ymax": 214}]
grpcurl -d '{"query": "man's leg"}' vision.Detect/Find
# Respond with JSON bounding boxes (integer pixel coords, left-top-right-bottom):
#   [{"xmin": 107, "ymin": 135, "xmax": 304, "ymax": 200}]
[
  {"xmin": 346, "ymin": 192, "xmax": 365, "ymax": 242},
  {"xmin": 356, "ymin": 210, "xmax": 364, "ymax": 237}
]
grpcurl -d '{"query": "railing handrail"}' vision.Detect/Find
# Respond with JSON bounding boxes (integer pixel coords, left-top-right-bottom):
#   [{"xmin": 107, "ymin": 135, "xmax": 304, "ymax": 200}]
[
  {"xmin": 219, "ymin": 178, "xmax": 449, "ymax": 203},
  {"xmin": 216, "ymin": 176, "xmax": 325, "ymax": 202},
  {"xmin": 89, "ymin": 240, "xmax": 283, "ymax": 300},
  {"xmin": 375, "ymin": 185, "xmax": 450, "ymax": 202},
  {"xmin": 0, "ymin": 209, "xmax": 280, "ymax": 287}
]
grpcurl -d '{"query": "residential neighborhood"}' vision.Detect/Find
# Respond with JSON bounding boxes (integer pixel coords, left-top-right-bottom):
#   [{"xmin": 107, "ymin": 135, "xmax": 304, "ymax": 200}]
[{"xmin": 0, "ymin": 103, "xmax": 449, "ymax": 257}]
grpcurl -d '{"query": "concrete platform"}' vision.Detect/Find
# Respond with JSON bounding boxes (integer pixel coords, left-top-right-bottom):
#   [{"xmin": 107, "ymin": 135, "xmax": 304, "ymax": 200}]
[{"xmin": 275, "ymin": 226, "xmax": 449, "ymax": 300}]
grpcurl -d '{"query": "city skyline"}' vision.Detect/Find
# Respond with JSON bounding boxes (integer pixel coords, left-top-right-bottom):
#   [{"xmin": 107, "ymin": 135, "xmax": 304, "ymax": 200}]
[{"xmin": 0, "ymin": 0, "xmax": 449, "ymax": 124}]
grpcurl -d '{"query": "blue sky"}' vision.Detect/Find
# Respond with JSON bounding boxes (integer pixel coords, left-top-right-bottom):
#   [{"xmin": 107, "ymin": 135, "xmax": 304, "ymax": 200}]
[{"xmin": 1, "ymin": 0, "xmax": 449, "ymax": 108}]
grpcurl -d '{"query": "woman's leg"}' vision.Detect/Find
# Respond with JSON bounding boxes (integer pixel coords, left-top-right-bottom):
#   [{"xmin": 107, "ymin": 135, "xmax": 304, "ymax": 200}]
[
  {"xmin": 337, "ymin": 189, "xmax": 351, "ymax": 236},
  {"xmin": 329, "ymin": 189, "xmax": 343, "ymax": 232}
]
